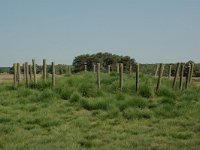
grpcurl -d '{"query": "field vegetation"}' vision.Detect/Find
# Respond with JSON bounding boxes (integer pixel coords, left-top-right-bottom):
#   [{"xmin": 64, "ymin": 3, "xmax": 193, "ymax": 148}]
[{"xmin": 0, "ymin": 72, "xmax": 200, "ymax": 149}]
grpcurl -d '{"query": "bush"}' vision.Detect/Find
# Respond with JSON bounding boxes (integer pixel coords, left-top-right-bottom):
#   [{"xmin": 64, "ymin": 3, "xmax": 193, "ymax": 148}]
[
  {"xmin": 60, "ymin": 86, "xmax": 74, "ymax": 100},
  {"xmin": 157, "ymin": 87, "xmax": 176, "ymax": 99},
  {"xmin": 139, "ymin": 84, "xmax": 154, "ymax": 98},
  {"xmin": 70, "ymin": 92, "xmax": 81, "ymax": 103}
]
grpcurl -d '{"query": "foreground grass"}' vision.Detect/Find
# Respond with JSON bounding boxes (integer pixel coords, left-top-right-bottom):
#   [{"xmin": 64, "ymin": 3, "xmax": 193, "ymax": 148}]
[{"xmin": 0, "ymin": 72, "xmax": 200, "ymax": 149}]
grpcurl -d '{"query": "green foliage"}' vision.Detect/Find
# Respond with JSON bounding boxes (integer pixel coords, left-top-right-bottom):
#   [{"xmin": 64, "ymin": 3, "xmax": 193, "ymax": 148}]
[
  {"xmin": 72, "ymin": 52, "xmax": 136, "ymax": 72},
  {"xmin": 0, "ymin": 72, "xmax": 200, "ymax": 149}
]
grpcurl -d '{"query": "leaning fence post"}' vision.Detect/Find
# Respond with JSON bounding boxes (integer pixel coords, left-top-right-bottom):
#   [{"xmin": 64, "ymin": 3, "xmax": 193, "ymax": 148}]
[
  {"xmin": 32, "ymin": 59, "xmax": 37, "ymax": 85},
  {"xmin": 13, "ymin": 63, "xmax": 17, "ymax": 87},
  {"xmin": 119, "ymin": 63, "xmax": 123, "ymax": 90},
  {"xmin": 97, "ymin": 63, "xmax": 100, "ymax": 89},
  {"xmin": 52, "ymin": 62, "xmax": 55, "ymax": 87},
  {"xmin": 43, "ymin": 59, "xmax": 47, "ymax": 82},
  {"xmin": 156, "ymin": 63, "xmax": 164, "ymax": 92},
  {"xmin": 136, "ymin": 63, "xmax": 139, "ymax": 93},
  {"xmin": 155, "ymin": 64, "xmax": 159, "ymax": 77},
  {"xmin": 25, "ymin": 62, "xmax": 29, "ymax": 87},
  {"xmin": 172, "ymin": 63, "xmax": 180, "ymax": 89},
  {"xmin": 17, "ymin": 63, "xmax": 21, "ymax": 85},
  {"xmin": 179, "ymin": 63, "xmax": 185, "ymax": 90}
]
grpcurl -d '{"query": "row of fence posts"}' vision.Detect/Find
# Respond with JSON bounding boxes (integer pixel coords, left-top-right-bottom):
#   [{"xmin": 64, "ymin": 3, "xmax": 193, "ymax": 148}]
[
  {"xmin": 94, "ymin": 62, "xmax": 194, "ymax": 93},
  {"xmin": 94, "ymin": 63, "xmax": 140, "ymax": 92},
  {"xmin": 154, "ymin": 63, "xmax": 194, "ymax": 90},
  {"xmin": 13, "ymin": 59, "xmax": 56, "ymax": 87},
  {"xmin": 13, "ymin": 60, "xmax": 194, "ymax": 92}
]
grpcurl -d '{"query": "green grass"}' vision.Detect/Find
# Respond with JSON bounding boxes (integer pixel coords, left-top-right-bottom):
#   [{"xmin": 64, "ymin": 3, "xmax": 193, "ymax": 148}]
[{"xmin": 0, "ymin": 72, "xmax": 200, "ymax": 149}]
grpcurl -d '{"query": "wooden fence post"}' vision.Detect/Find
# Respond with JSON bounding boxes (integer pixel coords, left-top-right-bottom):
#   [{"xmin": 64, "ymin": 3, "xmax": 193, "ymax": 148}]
[
  {"xmin": 172, "ymin": 63, "xmax": 180, "ymax": 88},
  {"xmin": 93, "ymin": 64, "xmax": 96, "ymax": 73},
  {"xmin": 43, "ymin": 59, "xmax": 47, "ymax": 82},
  {"xmin": 52, "ymin": 62, "xmax": 55, "ymax": 87},
  {"xmin": 117, "ymin": 63, "xmax": 119, "ymax": 73},
  {"xmin": 108, "ymin": 65, "xmax": 111, "ymax": 74},
  {"xmin": 29, "ymin": 65, "xmax": 32, "ymax": 81},
  {"xmin": 17, "ymin": 63, "xmax": 21, "ymax": 85},
  {"xmin": 155, "ymin": 64, "xmax": 159, "ymax": 77},
  {"xmin": 136, "ymin": 63, "xmax": 139, "ymax": 93},
  {"xmin": 129, "ymin": 64, "xmax": 132, "ymax": 75},
  {"xmin": 168, "ymin": 64, "xmax": 172, "ymax": 78},
  {"xmin": 179, "ymin": 63, "xmax": 185, "ymax": 90},
  {"xmin": 68, "ymin": 65, "xmax": 71, "ymax": 74},
  {"xmin": 32, "ymin": 59, "xmax": 37, "ymax": 85},
  {"xmin": 119, "ymin": 63, "xmax": 123, "ymax": 90},
  {"xmin": 25, "ymin": 62, "xmax": 29, "ymax": 87},
  {"xmin": 97, "ymin": 63, "xmax": 100, "ymax": 89},
  {"xmin": 156, "ymin": 63, "xmax": 164, "ymax": 92},
  {"xmin": 186, "ymin": 64, "xmax": 191, "ymax": 89},
  {"xmin": 189, "ymin": 63, "xmax": 194, "ymax": 84},
  {"xmin": 13, "ymin": 63, "xmax": 17, "ymax": 87},
  {"xmin": 23, "ymin": 63, "xmax": 25, "ymax": 80},
  {"xmin": 84, "ymin": 64, "xmax": 87, "ymax": 72}
]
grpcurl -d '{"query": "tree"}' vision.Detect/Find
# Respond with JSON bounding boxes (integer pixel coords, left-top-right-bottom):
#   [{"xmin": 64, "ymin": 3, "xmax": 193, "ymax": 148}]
[{"xmin": 72, "ymin": 52, "xmax": 136, "ymax": 73}]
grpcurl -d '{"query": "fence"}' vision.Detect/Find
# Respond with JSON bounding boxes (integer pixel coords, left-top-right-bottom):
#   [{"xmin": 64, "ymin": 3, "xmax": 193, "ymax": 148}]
[{"xmin": 9, "ymin": 59, "xmax": 195, "ymax": 93}]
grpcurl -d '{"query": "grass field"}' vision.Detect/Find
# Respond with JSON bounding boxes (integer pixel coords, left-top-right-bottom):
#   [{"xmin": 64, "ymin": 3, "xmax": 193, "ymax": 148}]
[{"xmin": 0, "ymin": 72, "xmax": 200, "ymax": 149}]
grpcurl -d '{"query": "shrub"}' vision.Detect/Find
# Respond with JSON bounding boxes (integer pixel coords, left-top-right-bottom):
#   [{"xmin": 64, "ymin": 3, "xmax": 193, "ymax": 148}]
[
  {"xmin": 157, "ymin": 87, "xmax": 176, "ymax": 99},
  {"xmin": 139, "ymin": 84, "xmax": 154, "ymax": 98},
  {"xmin": 70, "ymin": 92, "xmax": 81, "ymax": 103},
  {"xmin": 37, "ymin": 89, "xmax": 56, "ymax": 102},
  {"xmin": 60, "ymin": 86, "xmax": 74, "ymax": 100}
]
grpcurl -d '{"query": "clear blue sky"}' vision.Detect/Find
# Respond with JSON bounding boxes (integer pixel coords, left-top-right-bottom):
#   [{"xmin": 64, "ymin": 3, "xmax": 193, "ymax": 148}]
[{"xmin": 0, "ymin": 0, "xmax": 200, "ymax": 66}]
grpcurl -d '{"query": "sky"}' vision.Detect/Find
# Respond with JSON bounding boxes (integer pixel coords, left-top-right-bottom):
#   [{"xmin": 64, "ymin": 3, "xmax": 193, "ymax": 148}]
[{"xmin": 0, "ymin": 0, "xmax": 200, "ymax": 66}]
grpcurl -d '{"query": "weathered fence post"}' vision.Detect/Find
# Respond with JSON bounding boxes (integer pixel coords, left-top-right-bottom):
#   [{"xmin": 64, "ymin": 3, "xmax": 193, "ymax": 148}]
[
  {"xmin": 136, "ymin": 63, "xmax": 139, "ymax": 93},
  {"xmin": 32, "ymin": 59, "xmax": 37, "ymax": 85},
  {"xmin": 172, "ymin": 63, "xmax": 180, "ymax": 88},
  {"xmin": 156, "ymin": 63, "xmax": 164, "ymax": 92},
  {"xmin": 119, "ymin": 63, "xmax": 123, "ymax": 90},
  {"xmin": 117, "ymin": 63, "xmax": 119, "ymax": 73},
  {"xmin": 168, "ymin": 64, "xmax": 172, "ymax": 78},
  {"xmin": 97, "ymin": 63, "xmax": 100, "ymax": 89},
  {"xmin": 189, "ymin": 63, "xmax": 194, "ymax": 84},
  {"xmin": 129, "ymin": 64, "xmax": 132, "ymax": 75},
  {"xmin": 93, "ymin": 64, "xmax": 96, "ymax": 73},
  {"xmin": 52, "ymin": 62, "xmax": 55, "ymax": 87},
  {"xmin": 43, "ymin": 59, "xmax": 47, "ymax": 82},
  {"xmin": 179, "ymin": 63, "xmax": 185, "ymax": 90},
  {"xmin": 29, "ymin": 65, "xmax": 32, "ymax": 81},
  {"xmin": 68, "ymin": 65, "xmax": 71, "ymax": 74},
  {"xmin": 13, "ymin": 63, "xmax": 17, "ymax": 87},
  {"xmin": 25, "ymin": 62, "xmax": 29, "ymax": 87},
  {"xmin": 23, "ymin": 63, "xmax": 25, "ymax": 80},
  {"xmin": 84, "ymin": 64, "xmax": 87, "ymax": 72},
  {"xmin": 155, "ymin": 64, "xmax": 159, "ymax": 77},
  {"xmin": 17, "ymin": 63, "xmax": 21, "ymax": 84},
  {"xmin": 186, "ymin": 64, "xmax": 191, "ymax": 89},
  {"xmin": 108, "ymin": 65, "xmax": 111, "ymax": 74}
]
